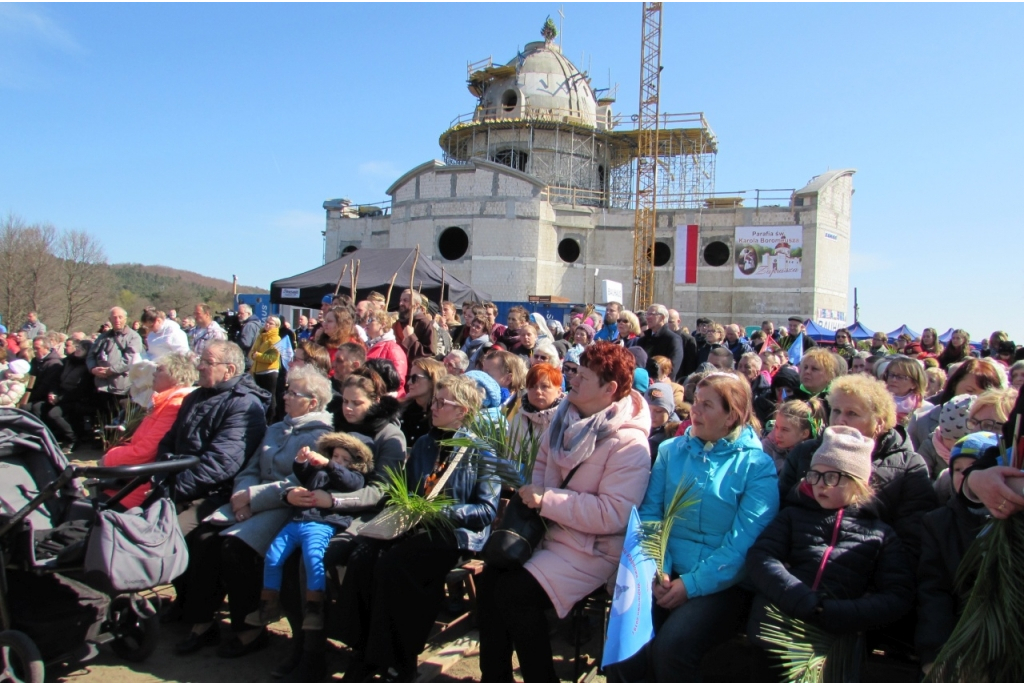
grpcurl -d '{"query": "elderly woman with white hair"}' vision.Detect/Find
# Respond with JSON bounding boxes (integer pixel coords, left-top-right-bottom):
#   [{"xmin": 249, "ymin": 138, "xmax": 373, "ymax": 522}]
[
  {"xmin": 102, "ymin": 352, "xmax": 198, "ymax": 508},
  {"xmin": 173, "ymin": 365, "xmax": 334, "ymax": 658},
  {"xmin": 250, "ymin": 315, "xmax": 283, "ymax": 421},
  {"xmin": 530, "ymin": 341, "xmax": 560, "ymax": 369}
]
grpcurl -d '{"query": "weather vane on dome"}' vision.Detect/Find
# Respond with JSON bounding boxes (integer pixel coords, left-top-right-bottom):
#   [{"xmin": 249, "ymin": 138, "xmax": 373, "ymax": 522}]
[{"xmin": 541, "ymin": 16, "xmax": 557, "ymax": 43}]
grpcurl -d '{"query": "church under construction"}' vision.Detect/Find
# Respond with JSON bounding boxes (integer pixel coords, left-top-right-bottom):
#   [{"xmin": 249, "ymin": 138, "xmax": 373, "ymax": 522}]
[{"xmin": 322, "ymin": 19, "xmax": 853, "ymax": 331}]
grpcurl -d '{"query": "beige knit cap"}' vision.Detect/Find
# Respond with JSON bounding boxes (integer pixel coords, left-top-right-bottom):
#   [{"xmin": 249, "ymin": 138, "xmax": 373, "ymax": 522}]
[{"xmin": 810, "ymin": 426, "xmax": 874, "ymax": 483}]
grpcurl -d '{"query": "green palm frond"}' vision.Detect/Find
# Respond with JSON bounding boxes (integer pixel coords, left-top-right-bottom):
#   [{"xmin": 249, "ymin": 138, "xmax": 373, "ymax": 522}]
[
  {"xmin": 928, "ymin": 514, "xmax": 1024, "ymax": 682},
  {"xmin": 440, "ymin": 413, "xmax": 540, "ymax": 488},
  {"xmin": 638, "ymin": 479, "xmax": 699, "ymax": 575},
  {"xmin": 100, "ymin": 401, "xmax": 147, "ymax": 451},
  {"xmin": 758, "ymin": 604, "xmax": 857, "ymax": 683},
  {"xmin": 380, "ymin": 465, "xmax": 456, "ymax": 534}
]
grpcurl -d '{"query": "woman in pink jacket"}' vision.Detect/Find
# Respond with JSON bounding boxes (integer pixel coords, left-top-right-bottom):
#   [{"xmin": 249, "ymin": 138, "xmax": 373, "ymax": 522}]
[
  {"xmin": 478, "ymin": 342, "xmax": 652, "ymax": 682},
  {"xmin": 363, "ymin": 309, "xmax": 408, "ymax": 398},
  {"xmin": 102, "ymin": 353, "xmax": 197, "ymax": 509}
]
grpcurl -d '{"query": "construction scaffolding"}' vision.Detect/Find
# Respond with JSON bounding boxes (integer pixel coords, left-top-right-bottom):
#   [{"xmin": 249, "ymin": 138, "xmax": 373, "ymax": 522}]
[{"xmin": 632, "ymin": 1, "xmax": 663, "ymax": 310}]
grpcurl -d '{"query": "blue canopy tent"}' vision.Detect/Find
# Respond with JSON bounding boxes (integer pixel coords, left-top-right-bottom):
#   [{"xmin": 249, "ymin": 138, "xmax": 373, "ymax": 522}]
[
  {"xmin": 846, "ymin": 322, "xmax": 875, "ymax": 342},
  {"xmin": 803, "ymin": 320, "xmax": 836, "ymax": 344},
  {"xmin": 887, "ymin": 324, "xmax": 920, "ymax": 342},
  {"xmin": 938, "ymin": 328, "xmax": 955, "ymax": 343}
]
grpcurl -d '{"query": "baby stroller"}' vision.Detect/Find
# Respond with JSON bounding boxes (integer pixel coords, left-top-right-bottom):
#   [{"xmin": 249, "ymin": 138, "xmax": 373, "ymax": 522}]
[{"xmin": 0, "ymin": 408, "xmax": 198, "ymax": 682}]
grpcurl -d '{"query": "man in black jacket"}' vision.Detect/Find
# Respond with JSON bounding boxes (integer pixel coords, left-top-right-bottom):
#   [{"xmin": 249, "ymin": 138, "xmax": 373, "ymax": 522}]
[
  {"xmin": 638, "ymin": 304, "xmax": 684, "ymax": 382},
  {"xmin": 234, "ymin": 303, "xmax": 262, "ymax": 371},
  {"xmin": 158, "ymin": 340, "xmax": 271, "ymax": 533},
  {"xmin": 667, "ymin": 308, "xmax": 699, "ymax": 380}
]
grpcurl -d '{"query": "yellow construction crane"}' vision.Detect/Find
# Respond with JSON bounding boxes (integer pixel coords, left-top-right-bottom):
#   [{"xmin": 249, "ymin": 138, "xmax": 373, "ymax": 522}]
[{"xmin": 631, "ymin": 2, "xmax": 663, "ymax": 311}]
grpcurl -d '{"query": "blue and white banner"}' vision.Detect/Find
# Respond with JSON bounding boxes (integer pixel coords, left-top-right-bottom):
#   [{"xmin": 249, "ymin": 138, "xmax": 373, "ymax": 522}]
[{"xmin": 602, "ymin": 507, "xmax": 656, "ymax": 667}]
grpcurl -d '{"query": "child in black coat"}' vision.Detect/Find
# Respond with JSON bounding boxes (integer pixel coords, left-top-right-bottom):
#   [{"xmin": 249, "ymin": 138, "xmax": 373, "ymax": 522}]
[
  {"xmin": 746, "ymin": 426, "xmax": 916, "ymax": 656},
  {"xmin": 915, "ymin": 431, "xmax": 996, "ymax": 675}
]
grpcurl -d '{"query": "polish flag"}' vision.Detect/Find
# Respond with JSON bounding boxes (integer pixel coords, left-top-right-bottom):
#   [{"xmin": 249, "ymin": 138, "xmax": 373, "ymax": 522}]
[{"xmin": 674, "ymin": 224, "xmax": 699, "ymax": 284}]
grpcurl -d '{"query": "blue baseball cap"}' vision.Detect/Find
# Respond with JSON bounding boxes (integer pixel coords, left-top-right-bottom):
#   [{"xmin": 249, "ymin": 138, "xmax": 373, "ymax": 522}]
[{"xmin": 321, "ymin": 295, "xmax": 334, "ymax": 304}]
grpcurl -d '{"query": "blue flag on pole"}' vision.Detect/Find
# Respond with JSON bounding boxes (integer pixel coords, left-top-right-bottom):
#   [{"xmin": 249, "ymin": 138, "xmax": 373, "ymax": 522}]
[
  {"xmin": 788, "ymin": 332, "xmax": 804, "ymax": 366},
  {"xmin": 602, "ymin": 507, "xmax": 657, "ymax": 668}
]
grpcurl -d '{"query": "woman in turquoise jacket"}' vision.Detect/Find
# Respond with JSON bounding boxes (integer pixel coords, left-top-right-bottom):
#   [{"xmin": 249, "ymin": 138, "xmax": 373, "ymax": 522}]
[{"xmin": 610, "ymin": 372, "xmax": 779, "ymax": 682}]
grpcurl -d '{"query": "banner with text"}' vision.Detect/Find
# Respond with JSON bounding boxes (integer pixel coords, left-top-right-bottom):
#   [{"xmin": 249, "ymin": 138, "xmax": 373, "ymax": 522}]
[{"xmin": 734, "ymin": 226, "xmax": 803, "ymax": 280}]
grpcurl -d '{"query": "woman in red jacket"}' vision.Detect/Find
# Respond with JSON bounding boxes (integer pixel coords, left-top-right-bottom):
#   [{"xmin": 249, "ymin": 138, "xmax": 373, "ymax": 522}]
[
  {"xmin": 363, "ymin": 309, "xmax": 408, "ymax": 398},
  {"xmin": 102, "ymin": 353, "xmax": 197, "ymax": 509}
]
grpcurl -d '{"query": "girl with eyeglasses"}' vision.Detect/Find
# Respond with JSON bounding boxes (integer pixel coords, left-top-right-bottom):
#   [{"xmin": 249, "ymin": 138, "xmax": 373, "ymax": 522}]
[
  {"xmin": 778, "ymin": 374, "xmax": 937, "ymax": 562},
  {"xmin": 746, "ymin": 425, "xmax": 914, "ymax": 665}
]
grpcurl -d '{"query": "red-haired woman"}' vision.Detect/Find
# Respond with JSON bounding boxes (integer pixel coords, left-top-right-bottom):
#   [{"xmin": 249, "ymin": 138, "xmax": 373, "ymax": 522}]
[
  {"xmin": 316, "ymin": 306, "xmax": 364, "ymax": 367},
  {"xmin": 477, "ymin": 343, "xmax": 652, "ymax": 682},
  {"xmin": 612, "ymin": 372, "xmax": 778, "ymax": 681},
  {"xmin": 507, "ymin": 363, "xmax": 564, "ymax": 450}
]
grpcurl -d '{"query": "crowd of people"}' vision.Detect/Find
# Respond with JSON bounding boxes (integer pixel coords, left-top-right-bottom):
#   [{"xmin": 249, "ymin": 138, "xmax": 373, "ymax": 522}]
[{"xmin": 1, "ymin": 297, "xmax": 1022, "ymax": 682}]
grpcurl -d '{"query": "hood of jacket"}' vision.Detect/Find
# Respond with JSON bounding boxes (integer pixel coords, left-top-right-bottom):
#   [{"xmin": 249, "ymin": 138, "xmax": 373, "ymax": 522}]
[
  {"xmin": 279, "ymin": 409, "xmax": 334, "ymax": 435},
  {"xmin": 680, "ymin": 422, "xmax": 764, "ymax": 458},
  {"xmin": 465, "ymin": 370, "xmax": 502, "ymax": 409}
]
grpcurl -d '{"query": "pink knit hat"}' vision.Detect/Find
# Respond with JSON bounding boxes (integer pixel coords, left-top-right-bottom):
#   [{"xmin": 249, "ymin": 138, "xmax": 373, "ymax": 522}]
[{"xmin": 810, "ymin": 426, "xmax": 874, "ymax": 483}]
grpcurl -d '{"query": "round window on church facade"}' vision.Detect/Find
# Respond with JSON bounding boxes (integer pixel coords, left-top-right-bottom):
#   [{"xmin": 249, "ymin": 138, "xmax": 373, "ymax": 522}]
[
  {"xmin": 557, "ymin": 238, "xmax": 581, "ymax": 263},
  {"xmin": 703, "ymin": 241, "xmax": 730, "ymax": 267},
  {"xmin": 438, "ymin": 227, "xmax": 469, "ymax": 261},
  {"xmin": 501, "ymin": 90, "xmax": 518, "ymax": 112},
  {"xmin": 653, "ymin": 241, "xmax": 671, "ymax": 267}
]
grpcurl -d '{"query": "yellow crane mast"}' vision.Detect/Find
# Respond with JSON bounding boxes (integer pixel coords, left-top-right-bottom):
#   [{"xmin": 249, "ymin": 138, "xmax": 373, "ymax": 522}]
[{"xmin": 631, "ymin": 2, "xmax": 663, "ymax": 311}]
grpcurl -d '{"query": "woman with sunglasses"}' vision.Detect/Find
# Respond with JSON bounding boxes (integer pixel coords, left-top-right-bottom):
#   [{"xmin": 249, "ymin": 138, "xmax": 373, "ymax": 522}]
[
  {"xmin": 399, "ymin": 357, "xmax": 447, "ymax": 450},
  {"xmin": 530, "ymin": 341, "xmax": 560, "ymax": 369},
  {"xmin": 339, "ymin": 375, "xmax": 499, "ymax": 681},
  {"xmin": 779, "ymin": 373, "xmax": 937, "ymax": 561},
  {"xmin": 615, "ymin": 310, "xmax": 642, "ymax": 348}
]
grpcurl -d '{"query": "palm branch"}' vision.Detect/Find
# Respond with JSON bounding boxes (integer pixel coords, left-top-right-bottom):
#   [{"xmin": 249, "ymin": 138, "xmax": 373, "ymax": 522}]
[
  {"xmin": 638, "ymin": 479, "xmax": 699, "ymax": 576},
  {"xmin": 379, "ymin": 465, "xmax": 456, "ymax": 534},
  {"xmin": 927, "ymin": 514, "xmax": 1024, "ymax": 682},
  {"xmin": 758, "ymin": 603, "xmax": 858, "ymax": 683},
  {"xmin": 100, "ymin": 400, "xmax": 147, "ymax": 451},
  {"xmin": 439, "ymin": 413, "xmax": 540, "ymax": 488}
]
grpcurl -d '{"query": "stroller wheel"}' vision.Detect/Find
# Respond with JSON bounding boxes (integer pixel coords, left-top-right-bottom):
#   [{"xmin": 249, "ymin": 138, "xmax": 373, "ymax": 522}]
[
  {"xmin": 110, "ymin": 595, "xmax": 160, "ymax": 663},
  {"xmin": 0, "ymin": 630, "xmax": 44, "ymax": 683}
]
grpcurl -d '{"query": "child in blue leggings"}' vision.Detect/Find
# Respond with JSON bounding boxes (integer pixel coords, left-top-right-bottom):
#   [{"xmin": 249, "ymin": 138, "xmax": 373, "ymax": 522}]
[{"xmin": 247, "ymin": 432, "xmax": 374, "ymax": 631}]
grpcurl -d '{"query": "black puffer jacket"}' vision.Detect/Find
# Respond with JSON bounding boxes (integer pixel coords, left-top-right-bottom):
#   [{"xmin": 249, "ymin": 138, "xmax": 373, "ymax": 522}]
[
  {"xmin": 157, "ymin": 374, "xmax": 271, "ymax": 503},
  {"xmin": 28, "ymin": 350, "xmax": 64, "ymax": 403},
  {"xmin": 915, "ymin": 495, "xmax": 986, "ymax": 663},
  {"xmin": 778, "ymin": 427, "xmax": 938, "ymax": 559},
  {"xmin": 747, "ymin": 484, "xmax": 915, "ymax": 634}
]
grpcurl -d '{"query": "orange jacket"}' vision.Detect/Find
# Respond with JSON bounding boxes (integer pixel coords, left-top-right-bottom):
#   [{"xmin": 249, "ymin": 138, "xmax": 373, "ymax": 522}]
[{"xmin": 103, "ymin": 385, "xmax": 195, "ymax": 509}]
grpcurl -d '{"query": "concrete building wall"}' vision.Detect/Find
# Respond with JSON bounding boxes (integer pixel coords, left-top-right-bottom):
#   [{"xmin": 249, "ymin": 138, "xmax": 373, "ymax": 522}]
[{"xmin": 323, "ymin": 163, "xmax": 854, "ymax": 329}]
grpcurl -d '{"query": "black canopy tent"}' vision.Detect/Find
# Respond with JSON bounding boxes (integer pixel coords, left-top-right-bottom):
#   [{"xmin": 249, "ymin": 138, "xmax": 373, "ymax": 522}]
[{"xmin": 270, "ymin": 248, "xmax": 491, "ymax": 309}]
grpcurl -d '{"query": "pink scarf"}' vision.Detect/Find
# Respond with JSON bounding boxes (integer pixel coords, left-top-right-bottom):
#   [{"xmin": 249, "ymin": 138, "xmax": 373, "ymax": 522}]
[{"xmin": 931, "ymin": 427, "xmax": 953, "ymax": 465}]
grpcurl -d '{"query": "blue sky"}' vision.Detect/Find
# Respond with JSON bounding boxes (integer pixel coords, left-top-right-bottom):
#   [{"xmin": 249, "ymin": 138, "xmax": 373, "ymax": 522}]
[{"xmin": 2, "ymin": 3, "xmax": 1022, "ymax": 340}]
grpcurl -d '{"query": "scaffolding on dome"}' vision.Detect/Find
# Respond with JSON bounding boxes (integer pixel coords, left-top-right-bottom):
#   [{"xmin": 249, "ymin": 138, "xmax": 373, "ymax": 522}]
[{"xmin": 437, "ymin": 111, "xmax": 717, "ymax": 210}]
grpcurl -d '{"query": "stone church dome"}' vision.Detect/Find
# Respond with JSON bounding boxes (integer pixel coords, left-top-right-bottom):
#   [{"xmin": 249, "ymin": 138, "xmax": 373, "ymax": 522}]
[{"xmin": 473, "ymin": 39, "xmax": 598, "ymax": 127}]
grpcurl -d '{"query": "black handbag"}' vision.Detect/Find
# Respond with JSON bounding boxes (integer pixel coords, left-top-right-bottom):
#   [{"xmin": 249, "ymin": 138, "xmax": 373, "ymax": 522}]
[{"xmin": 481, "ymin": 462, "xmax": 583, "ymax": 570}]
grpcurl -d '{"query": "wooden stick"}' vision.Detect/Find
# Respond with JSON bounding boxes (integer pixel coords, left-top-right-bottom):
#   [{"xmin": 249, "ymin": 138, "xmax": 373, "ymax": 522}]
[
  {"xmin": 1013, "ymin": 415, "xmax": 1022, "ymax": 470},
  {"xmin": 333, "ymin": 263, "xmax": 350, "ymax": 298},
  {"xmin": 386, "ymin": 272, "xmax": 399, "ymax": 312},
  {"xmin": 408, "ymin": 245, "xmax": 420, "ymax": 327},
  {"xmin": 440, "ymin": 266, "xmax": 446, "ymax": 305},
  {"xmin": 349, "ymin": 259, "xmax": 356, "ymax": 299},
  {"xmin": 354, "ymin": 259, "xmax": 361, "ymax": 297}
]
